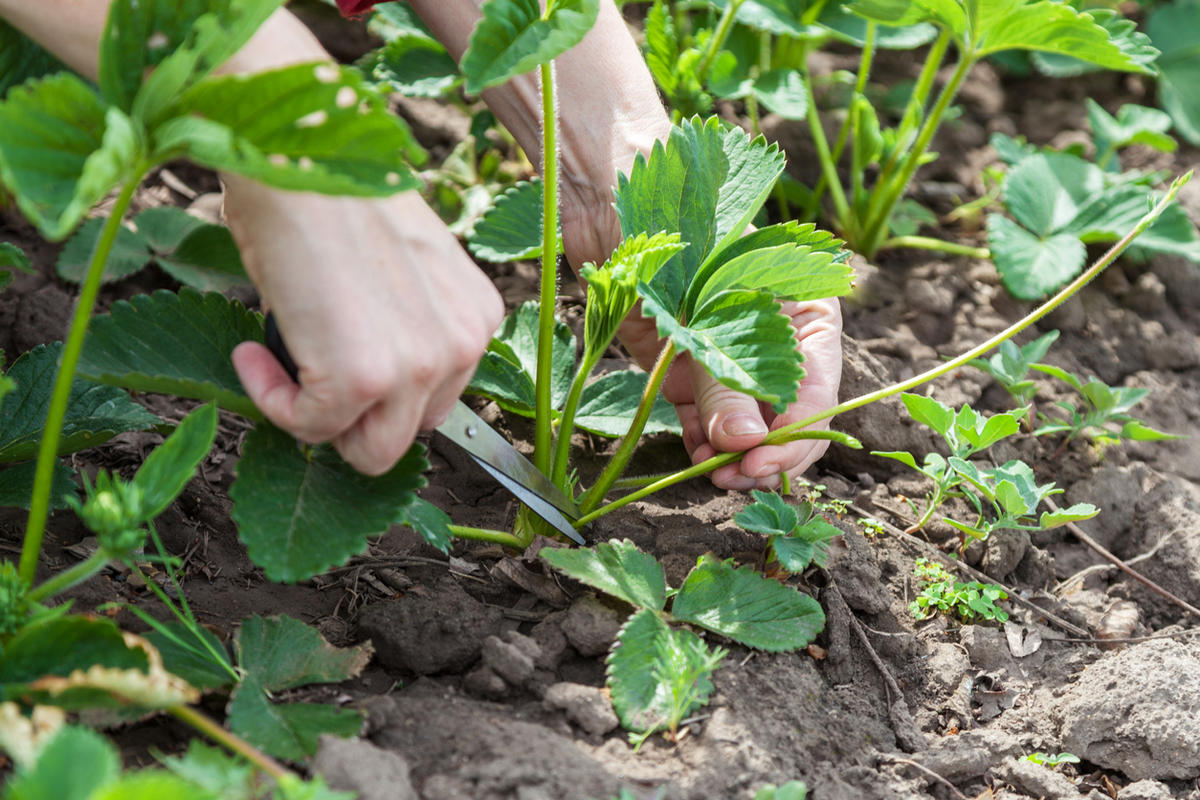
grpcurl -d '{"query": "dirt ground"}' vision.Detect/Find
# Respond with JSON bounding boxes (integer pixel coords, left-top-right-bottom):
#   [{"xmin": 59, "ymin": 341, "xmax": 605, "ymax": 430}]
[{"xmin": 3, "ymin": 10, "xmax": 1200, "ymax": 800}]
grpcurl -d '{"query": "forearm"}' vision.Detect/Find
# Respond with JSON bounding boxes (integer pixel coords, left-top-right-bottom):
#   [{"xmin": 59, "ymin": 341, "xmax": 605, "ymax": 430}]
[
  {"xmin": 408, "ymin": 0, "xmax": 670, "ymax": 212},
  {"xmin": 0, "ymin": 2, "xmax": 327, "ymax": 80}
]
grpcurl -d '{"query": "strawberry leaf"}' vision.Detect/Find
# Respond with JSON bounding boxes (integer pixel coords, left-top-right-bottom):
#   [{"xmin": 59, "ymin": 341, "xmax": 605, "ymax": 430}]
[
  {"xmin": 542, "ymin": 538, "xmax": 667, "ymax": 611},
  {"xmin": 0, "ymin": 18, "xmax": 64, "ymax": 98},
  {"xmin": 467, "ymin": 180, "xmax": 561, "ymax": 262},
  {"xmin": 0, "ymin": 461, "xmax": 76, "ymax": 510},
  {"xmin": 987, "ymin": 214, "xmax": 1086, "ymax": 300},
  {"xmin": 460, "ymin": 0, "xmax": 600, "ymax": 93},
  {"xmin": 1147, "ymin": 1, "xmax": 1200, "ymax": 146},
  {"xmin": 575, "ymin": 370, "xmax": 681, "ymax": 437},
  {"xmin": 360, "ymin": 33, "xmax": 461, "ymax": 98},
  {"xmin": 465, "ymin": 301, "xmax": 575, "ymax": 413}
]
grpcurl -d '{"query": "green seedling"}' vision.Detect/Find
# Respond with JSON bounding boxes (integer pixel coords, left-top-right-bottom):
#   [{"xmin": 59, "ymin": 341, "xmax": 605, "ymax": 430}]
[
  {"xmin": 968, "ymin": 329, "xmax": 1060, "ymax": 411},
  {"xmin": 1032, "ymin": 365, "xmax": 1180, "ymax": 447},
  {"xmin": 734, "ymin": 490, "xmax": 842, "ymax": 574},
  {"xmin": 858, "ymin": 517, "xmax": 886, "ymax": 538},
  {"xmin": 1086, "ymin": 99, "xmax": 1177, "ymax": 172},
  {"xmin": 909, "ymin": 558, "xmax": 1009, "ymax": 624},
  {"xmin": 1021, "ymin": 751, "xmax": 1081, "ymax": 769},
  {"xmin": 754, "ymin": 781, "xmax": 808, "ymax": 800},
  {"xmin": 542, "ymin": 539, "xmax": 825, "ymax": 746}
]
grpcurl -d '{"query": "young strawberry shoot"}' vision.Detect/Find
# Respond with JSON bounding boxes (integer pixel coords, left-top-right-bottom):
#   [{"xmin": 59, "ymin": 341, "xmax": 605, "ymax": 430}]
[
  {"xmin": 968, "ymin": 329, "xmax": 1059, "ymax": 425},
  {"xmin": 733, "ymin": 490, "xmax": 841, "ymax": 575},
  {"xmin": 1031, "ymin": 365, "xmax": 1180, "ymax": 448}
]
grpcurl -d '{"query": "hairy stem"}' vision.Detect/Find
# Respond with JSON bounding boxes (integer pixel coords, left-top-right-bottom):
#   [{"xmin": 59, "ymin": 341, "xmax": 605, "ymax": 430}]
[
  {"xmin": 26, "ymin": 551, "xmax": 109, "ymax": 603},
  {"xmin": 880, "ymin": 235, "xmax": 990, "ymax": 259},
  {"xmin": 552, "ymin": 351, "xmax": 601, "ymax": 487},
  {"xmin": 534, "ymin": 60, "xmax": 559, "ymax": 475},
  {"xmin": 574, "ymin": 175, "xmax": 1190, "ymax": 525},
  {"xmin": 887, "ymin": 28, "xmax": 951, "ymax": 166},
  {"xmin": 579, "ymin": 341, "xmax": 677, "ymax": 514},
  {"xmin": 449, "ymin": 523, "xmax": 528, "ymax": 549},
  {"xmin": 695, "ymin": 0, "xmax": 745, "ymax": 85},
  {"xmin": 169, "ymin": 705, "xmax": 290, "ymax": 781},
  {"xmin": 803, "ymin": 70, "xmax": 853, "ymax": 234},
  {"xmin": 21, "ymin": 175, "xmax": 144, "ymax": 585}
]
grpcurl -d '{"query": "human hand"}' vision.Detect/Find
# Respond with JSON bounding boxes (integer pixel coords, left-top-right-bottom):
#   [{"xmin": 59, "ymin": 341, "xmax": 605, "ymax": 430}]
[{"xmin": 225, "ymin": 177, "xmax": 503, "ymax": 475}]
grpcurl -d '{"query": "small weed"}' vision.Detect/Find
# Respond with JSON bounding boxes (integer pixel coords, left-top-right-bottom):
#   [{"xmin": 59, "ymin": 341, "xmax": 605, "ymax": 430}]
[
  {"xmin": 1021, "ymin": 751, "xmax": 1081, "ymax": 769},
  {"xmin": 1033, "ymin": 366, "xmax": 1179, "ymax": 447},
  {"xmin": 909, "ymin": 558, "xmax": 1009, "ymax": 624}
]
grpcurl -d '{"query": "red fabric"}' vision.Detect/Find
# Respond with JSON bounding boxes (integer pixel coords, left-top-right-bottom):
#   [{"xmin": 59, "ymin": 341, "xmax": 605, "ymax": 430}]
[{"xmin": 336, "ymin": 0, "xmax": 381, "ymax": 18}]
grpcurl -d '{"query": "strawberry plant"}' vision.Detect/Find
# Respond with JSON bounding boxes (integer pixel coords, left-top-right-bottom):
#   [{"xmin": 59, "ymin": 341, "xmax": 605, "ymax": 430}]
[
  {"xmin": 1031, "ymin": 365, "xmax": 1180, "ymax": 446},
  {"xmin": 968, "ymin": 329, "xmax": 1060, "ymax": 412},
  {"xmin": 733, "ymin": 490, "xmax": 842, "ymax": 574}
]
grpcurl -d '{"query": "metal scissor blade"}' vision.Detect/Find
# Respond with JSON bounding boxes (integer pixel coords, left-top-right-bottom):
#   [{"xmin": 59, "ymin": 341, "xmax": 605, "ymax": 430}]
[{"xmin": 436, "ymin": 402, "xmax": 584, "ymax": 543}]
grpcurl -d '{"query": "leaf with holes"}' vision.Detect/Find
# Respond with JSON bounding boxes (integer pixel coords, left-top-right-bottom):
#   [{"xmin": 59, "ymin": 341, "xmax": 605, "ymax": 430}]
[
  {"xmin": 0, "ymin": 343, "xmax": 161, "ymax": 463},
  {"xmin": 460, "ymin": 0, "xmax": 600, "ymax": 93},
  {"xmin": 672, "ymin": 555, "xmax": 825, "ymax": 650},
  {"xmin": 78, "ymin": 289, "xmax": 265, "ymax": 419},
  {"xmin": 155, "ymin": 62, "xmax": 424, "ymax": 196},
  {"xmin": 230, "ymin": 426, "xmax": 427, "ymax": 582}
]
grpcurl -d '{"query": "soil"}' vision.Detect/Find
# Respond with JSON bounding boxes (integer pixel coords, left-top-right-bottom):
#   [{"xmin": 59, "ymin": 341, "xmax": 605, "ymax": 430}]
[{"xmin": 3, "ymin": 11, "xmax": 1200, "ymax": 800}]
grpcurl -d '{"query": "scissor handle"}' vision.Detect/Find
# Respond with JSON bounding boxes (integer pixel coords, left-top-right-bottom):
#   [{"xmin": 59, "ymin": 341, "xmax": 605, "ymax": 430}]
[{"xmin": 263, "ymin": 312, "xmax": 300, "ymax": 383}]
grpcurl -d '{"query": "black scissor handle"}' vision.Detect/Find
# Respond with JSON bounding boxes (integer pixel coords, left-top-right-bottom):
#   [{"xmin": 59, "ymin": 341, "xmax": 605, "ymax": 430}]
[{"xmin": 264, "ymin": 312, "xmax": 300, "ymax": 384}]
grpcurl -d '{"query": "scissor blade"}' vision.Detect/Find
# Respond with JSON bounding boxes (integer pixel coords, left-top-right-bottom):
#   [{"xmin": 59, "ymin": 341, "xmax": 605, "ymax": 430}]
[
  {"xmin": 466, "ymin": 455, "xmax": 585, "ymax": 544},
  {"xmin": 437, "ymin": 402, "xmax": 584, "ymax": 542}
]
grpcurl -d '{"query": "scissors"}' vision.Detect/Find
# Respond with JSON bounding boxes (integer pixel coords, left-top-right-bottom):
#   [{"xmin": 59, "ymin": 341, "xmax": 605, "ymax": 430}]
[{"xmin": 263, "ymin": 313, "xmax": 584, "ymax": 544}]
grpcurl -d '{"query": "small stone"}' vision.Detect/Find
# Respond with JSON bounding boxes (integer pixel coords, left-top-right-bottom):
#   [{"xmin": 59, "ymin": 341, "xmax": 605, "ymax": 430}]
[
  {"xmin": 313, "ymin": 735, "xmax": 417, "ymax": 800},
  {"xmin": 529, "ymin": 615, "xmax": 569, "ymax": 669},
  {"xmin": 543, "ymin": 682, "xmax": 619, "ymax": 736},
  {"xmin": 1144, "ymin": 329, "xmax": 1200, "ymax": 371},
  {"xmin": 980, "ymin": 529, "xmax": 1029, "ymax": 579},
  {"xmin": 463, "ymin": 665, "xmax": 508, "ymax": 699},
  {"xmin": 993, "ymin": 758, "xmax": 1080, "ymax": 800},
  {"xmin": 925, "ymin": 643, "xmax": 970, "ymax": 693},
  {"xmin": 561, "ymin": 595, "xmax": 624, "ymax": 657},
  {"xmin": 1066, "ymin": 464, "xmax": 1144, "ymax": 550},
  {"xmin": 1118, "ymin": 779, "xmax": 1175, "ymax": 800},
  {"xmin": 911, "ymin": 729, "xmax": 1022, "ymax": 781},
  {"xmin": 905, "ymin": 280, "xmax": 956, "ymax": 316},
  {"xmin": 482, "ymin": 635, "xmax": 536, "ymax": 686},
  {"xmin": 959, "ymin": 626, "xmax": 1016, "ymax": 672},
  {"xmin": 1124, "ymin": 272, "xmax": 1167, "ymax": 314}
]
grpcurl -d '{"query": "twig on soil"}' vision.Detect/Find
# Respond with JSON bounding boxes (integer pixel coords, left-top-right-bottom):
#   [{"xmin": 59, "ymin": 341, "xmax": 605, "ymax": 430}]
[
  {"xmin": 1042, "ymin": 628, "xmax": 1200, "ymax": 645},
  {"xmin": 852, "ymin": 503, "xmax": 1091, "ymax": 638},
  {"xmin": 878, "ymin": 754, "xmax": 970, "ymax": 800},
  {"xmin": 1055, "ymin": 530, "xmax": 1165, "ymax": 596},
  {"xmin": 1044, "ymin": 497, "xmax": 1200, "ymax": 621},
  {"xmin": 826, "ymin": 581, "xmax": 926, "ymax": 753}
]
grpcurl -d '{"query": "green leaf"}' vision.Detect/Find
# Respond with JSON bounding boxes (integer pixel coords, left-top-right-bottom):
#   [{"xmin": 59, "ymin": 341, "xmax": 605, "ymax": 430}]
[
  {"xmin": 0, "ymin": 20, "xmax": 64, "ymax": 99},
  {"xmin": 90, "ymin": 772, "xmax": 217, "ymax": 800},
  {"xmin": 1086, "ymin": 100, "xmax": 1176, "ymax": 169},
  {"xmin": 236, "ymin": 615, "xmax": 372, "ymax": 692},
  {"xmin": 467, "ymin": 180, "xmax": 559, "ymax": 262},
  {"xmin": 1039, "ymin": 502, "xmax": 1098, "ymax": 529},
  {"xmin": 754, "ymin": 780, "xmax": 809, "ymax": 800},
  {"xmin": 986, "ymin": 214, "xmax": 1086, "ymax": 300},
  {"xmin": 0, "ymin": 615, "xmax": 149, "ymax": 688},
  {"xmin": 159, "ymin": 741, "xmax": 255, "ymax": 800},
  {"xmin": 734, "ymin": 490, "xmax": 799, "ymax": 537},
  {"xmin": 156, "ymin": 63, "xmax": 423, "ymax": 196},
  {"xmin": 581, "ymin": 232, "xmax": 685, "ymax": 362},
  {"xmin": 671, "ymin": 555, "xmax": 825, "ymax": 650},
  {"xmin": 819, "ymin": 5, "xmax": 937, "ymax": 49},
  {"xmin": 616, "ymin": 117, "xmax": 786, "ymax": 315},
  {"xmin": 711, "ymin": 0, "xmax": 804, "ymax": 35},
  {"xmin": 0, "ymin": 74, "xmax": 141, "ymax": 241},
  {"xmin": 690, "ymin": 244, "xmax": 853, "ymax": 313},
  {"xmin": 752, "ymin": 69, "xmax": 808, "ymax": 120},
  {"xmin": 1004, "ymin": 152, "xmax": 1102, "ymax": 237},
  {"xmin": 132, "ymin": 403, "xmax": 218, "ymax": 520},
  {"xmin": 466, "ymin": 302, "xmax": 575, "ymax": 413},
  {"xmin": 78, "ymin": 289, "xmax": 265, "ymax": 419},
  {"xmin": 274, "ymin": 775, "xmax": 357, "ymax": 800},
  {"xmin": 574, "ymin": 370, "xmax": 681, "ymax": 437},
  {"xmin": 0, "ymin": 343, "xmax": 161, "ymax": 463},
  {"xmin": 770, "ymin": 535, "xmax": 816, "ymax": 573},
  {"xmin": 644, "ymin": 0, "xmax": 679, "ymax": 94},
  {"xmin": 1120, "ymin": 420, "xmax": 1180, "ymax": 442},
  {"xmin": 98, "ymin": 0, "xmax": 281, "ymax": 112},
  {"xmin": 460, "ymin": 0, "xmax": 600, "ymax": 93},
  {"xmin": 606, "ymin": 609, "xmax": 719, "ymax": 734},
  {"xmin": 1148, "ymin": 1, "xmax": 1200, "ymax": 146},
  {"xmin": 0, "ymin": 241, "xmax": 32, "ymax": 276},
  {"xmin": 969, "ymin": 1, "xmax": 1155, "ymax": 69},
  {"xmin": 360, "ymin": 34, "xmax": 461, "ymax": 98},
  {"xmin": 541, "ymin": 539, "xmax": 667, "ymax": 611},
  {"xmin": 144, "ymin": 621, "xmax": 235, "ymax": 691},
  {"xmin": 3, "ymin": 726, "xmax": 119, "ymax": 800},
  {"xmin": 227, "ymin": 675, "xmax": 362, "ymax": 762},
  {"xmin": 394, "ymin": 495, "xmax": 453, "ymax": 553},
  {"xmin": 900, "ymin": 392, "xmax": 954, "ymax": 437},
  {"xmin": 0, "ymin": 461, "xmax": 76, "ymax": 510},
  {"xmin": 229, "ymin": 426, "xmax": 427, "ymax": 583},
  {"xmin": 642, "ymin": 288, "xmax": 804, "ymax": 412},
  {"xmin": 56, "ymin": 217, "xmax": 160, "ymax": 285},
  {"xmin": 791, "ymin": 516, "xmax": 841, "ymax": 568}
]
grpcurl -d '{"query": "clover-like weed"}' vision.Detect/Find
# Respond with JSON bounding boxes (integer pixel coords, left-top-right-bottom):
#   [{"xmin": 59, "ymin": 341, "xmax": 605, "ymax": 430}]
[{"xmin": 909, "ymin": 558, "xmax": 1009, "ymax": 624}]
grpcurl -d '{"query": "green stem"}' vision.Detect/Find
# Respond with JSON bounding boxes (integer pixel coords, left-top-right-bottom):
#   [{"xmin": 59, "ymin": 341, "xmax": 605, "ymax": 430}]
[
  {"xmin": 695, "ymin": 0, "xmax": 745, "ymax": 85},
  {"xmin": 880, "ymin": 235, "xmax": 990, "ymax": 259},
  {"xmin": 579, "ymin": 341, "xmax": 677, "ymax": 514},
  {"xmin": 168, "ymin": 705, "xmax": 290, "ymax": 781},
  {"xmin": 890, "ymin": 28, "xmax": 951, "ymax": 158},
  {"xmin": 860, "ymin": 52, "xmax": 974, "ymax": 257},
  {"xmin": 449, "ymin": 524, "xmax": 527, "ymax": 549},
  {"xmin": 802, "ymin": 70, "xmax": 853, "ymax": 234},
  {"xmin": 20, "ymin": 174, "xmax": 144, "ymax": 586},
  {"xmin": 574, "ymin": 175, "xmax": 1191, "ymax": 525},
  {"xmin": 552, "ymin": 351, "xmax": 601, "ymax": 487},
  {"xmin": 533, "ymin": 60, "xmax": 559, "ymax": 475},
  {"xmin": 26, "ymin": 551, "xmax": 109, "ymax": 603}
]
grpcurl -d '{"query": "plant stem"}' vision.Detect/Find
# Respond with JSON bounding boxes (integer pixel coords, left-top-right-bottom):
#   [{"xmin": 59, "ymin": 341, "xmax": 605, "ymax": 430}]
[
  {"xmin": 860, "ymin": 52, "xmax": 974, "ymax": 256},
  {"xmin": 552, "ymin": 352, "xmax": 600, "ymax": 487},
  {"xmin": 533, "ymin": 60, "xmax": 559, "ymax": 475},
  {"xmin": 880, "ymin": 235, "xmax": 989, "ymax": 259},
  {"xmin": 26, "ymin": 551, "xmax": 109, "ymax": 603},
  {"xmin": 448, "ymin": 524, "xmax": 528, "ymax": 549},
  {"xmin": 890, "ymin": 28, "xmax": 951, "ymax": 158},
  {"xmin": 574, "ymin": 175, "xmax": 1190, "ymax": 525},
  {"xmin": 803, "ymin": 70, "xmax": 853, "ymax": 234},
  {"xmin": 20, "ymin": 175, "xmax": 143, "ymax": 585},
  {"xmin": 579, "ymin": 341, "xmax": 677, "ymax": 514},
  {"xmin": 168, "ymin": 705, "xmax": 290, "ymax": 781},
  {"xmin": 695, "ymin": 0, "xmax": 745, "ymax": 85}
]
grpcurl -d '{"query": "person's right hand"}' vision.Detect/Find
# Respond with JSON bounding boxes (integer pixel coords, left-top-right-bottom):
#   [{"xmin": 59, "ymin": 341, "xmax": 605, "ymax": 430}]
[{"xmin": 225, "ymin": 176, "xmax": 504, "ymax": 476}]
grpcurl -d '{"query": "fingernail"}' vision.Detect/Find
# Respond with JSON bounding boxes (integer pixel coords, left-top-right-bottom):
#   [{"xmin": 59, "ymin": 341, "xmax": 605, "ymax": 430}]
[
  {"xmin": 750, "ymin": 462, "xmax": 781, "ymax": 479},
  {"xmin": 721, "ymin": 414, "xmax": 768, "ymax": 438}
]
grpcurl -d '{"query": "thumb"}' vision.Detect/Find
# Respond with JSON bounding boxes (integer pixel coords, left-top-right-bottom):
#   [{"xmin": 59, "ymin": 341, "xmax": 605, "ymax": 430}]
[{"xmin": 690, "ymin": 359, "xmax": 769, "ymax": 453}]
